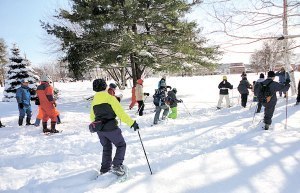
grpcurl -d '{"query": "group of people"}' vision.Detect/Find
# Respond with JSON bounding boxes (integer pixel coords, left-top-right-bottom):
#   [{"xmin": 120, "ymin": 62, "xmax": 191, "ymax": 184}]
[
  {"xmin": 217, "ymin": 67, "xmax": 296, "ymax": 130},
  {"xmin": 14, "ymin": 74, "xmax": 60, "ymax": 133}
]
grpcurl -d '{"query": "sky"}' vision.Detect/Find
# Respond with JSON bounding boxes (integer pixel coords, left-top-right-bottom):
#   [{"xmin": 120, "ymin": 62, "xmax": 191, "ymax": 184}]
[{"xmin": 0, "ymin": 0, "xmax": 299, "ymax": 66}]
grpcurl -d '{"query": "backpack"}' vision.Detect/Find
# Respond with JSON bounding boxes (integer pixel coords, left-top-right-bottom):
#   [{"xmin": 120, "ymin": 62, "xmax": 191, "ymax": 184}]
[
  {"xmin": 258, "ymin": 81, "xmax": 273, "ymax": 103},
  {"xmin": 153, "ymin": 89, "xmax": 166, "ymax": 106}
]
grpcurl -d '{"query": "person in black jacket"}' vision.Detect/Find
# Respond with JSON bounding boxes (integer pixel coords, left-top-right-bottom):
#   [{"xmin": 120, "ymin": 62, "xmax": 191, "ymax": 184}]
[
  {"xmin": 238, "ymin": 77, "xmax": 253, "ymax": 108},
  {"xmin": 167, "ymin": 88, "xmax": 182, "ymax": 119},
  {"xmin": 254, "ymin": 71, "xmax": 290, "ymax": 130},
  {"xmin": 217, "ymin": 76, "xmax": 233, "ymax": 109}
]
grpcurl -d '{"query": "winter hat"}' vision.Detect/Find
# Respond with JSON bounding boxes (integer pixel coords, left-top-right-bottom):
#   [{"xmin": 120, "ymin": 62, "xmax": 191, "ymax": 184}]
[
  {"xmin": 109, "ymin": 83, "xmax": 117, "ymax": 89},
  {"xmin": 259, "ymin": 73, "xmax": 265, "ymax": 79},
  {"xmin": 93, "ymin": 78, "xmax": 107, "ymax": 92},
  {"xmin": 223, "ymin": 76, "xmax": 227, "ymax": 80},
  {"xmin": 172, "ymin": 88, "xmax": 177, "ymax": 94},
  {"xmin": 21, "ymin": 79, "xmax": 29, "ymax": 83},
  {"xmin": 40, "ymin": 74, "xmax": 52, "ymax": 82},
  {"xmin": 137, "ymin": 79, "xmax": 143, "ymax": 85},
  {"xmin": 160, "ymin": 81, "xmax": 166, "ymax": 87},
  {"xmin": 267, "ymin": 71, "xmax": 275, "ymax": 78},
  {"xmin": 162, "ymin": 75, "xmax": 167, "ymax": 79}
]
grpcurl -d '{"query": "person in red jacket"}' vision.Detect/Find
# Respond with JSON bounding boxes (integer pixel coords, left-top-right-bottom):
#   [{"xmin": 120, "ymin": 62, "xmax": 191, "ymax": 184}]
[{"xmin": 36, "ymin": 74, "xmax": 59, "ymax": 133}]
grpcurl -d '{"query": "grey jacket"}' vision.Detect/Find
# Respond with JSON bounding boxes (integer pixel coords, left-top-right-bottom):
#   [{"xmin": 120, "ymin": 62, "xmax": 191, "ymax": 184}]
[{"xmin": 238, "ymin": 78, "xmax": 252, "ymax": 94}]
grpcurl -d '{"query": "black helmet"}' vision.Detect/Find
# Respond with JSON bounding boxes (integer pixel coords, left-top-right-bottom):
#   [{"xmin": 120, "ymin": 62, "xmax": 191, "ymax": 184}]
[
  {"xmin": 93, "ymin": 79, "xmax": 107, "ymax": 92},
  {"xmin": 172, "ymin": 88, "xmax": 177, "ymax": 94},
  {"xmin": 109, "ymin": 83, "xmax": 117, "ymax": 89}
]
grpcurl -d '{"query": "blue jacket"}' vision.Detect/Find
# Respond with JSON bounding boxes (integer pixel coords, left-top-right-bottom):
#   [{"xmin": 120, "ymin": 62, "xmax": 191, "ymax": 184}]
[
  {"xmin": 275, "ymin": 71, "xmax": 290, "ymax": 83},
  {"xmin": 16, "ymin": 86, "xmax": 31, "ymax": 106}
]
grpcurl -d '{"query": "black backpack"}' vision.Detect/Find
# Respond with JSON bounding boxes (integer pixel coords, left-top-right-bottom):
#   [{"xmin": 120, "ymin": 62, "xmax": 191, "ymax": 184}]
[
  {"xmin": 153, "ymin": 89, "xmax": 166, "ymax": 106},
  {"xmin": 258, "ymin": 81, "xmax": 273, "ymax": 103}
]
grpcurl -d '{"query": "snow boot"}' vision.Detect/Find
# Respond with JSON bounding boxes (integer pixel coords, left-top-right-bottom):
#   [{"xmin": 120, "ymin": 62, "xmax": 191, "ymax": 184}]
[
  {"xmin": 264, "ymin": 124, "xmax": 270, "ymax": 130},
  {"xmin": 42, "ymin": 122, "xmax": 51, "ymax": 133},
  {"xmin": 57, "ymin": 116, "xmax": 61, "ymax": 124},
  {"xmin": 111, "ymin": 165, "xmax": 126, "ymax": 176},
  {"xmin": 18, "ymin": 117, "xmax": 24, "ymax": 126},
  {"xmin": 50, "ymin": 122, "xmax": 59, "ymax": 133},
  {"xmin": 26, "ymin": 117, "xmax": 34, "ymax": 125}
]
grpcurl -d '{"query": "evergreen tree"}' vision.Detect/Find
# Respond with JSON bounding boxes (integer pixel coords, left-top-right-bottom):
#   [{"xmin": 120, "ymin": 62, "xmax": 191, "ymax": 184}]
[
  {"xmin": 42, "ymin": 0, "xmax": 220, "ymax": 84},
  {"xmin": 2, "ymin": 44, "xmax": 39, "ymax": 102}
]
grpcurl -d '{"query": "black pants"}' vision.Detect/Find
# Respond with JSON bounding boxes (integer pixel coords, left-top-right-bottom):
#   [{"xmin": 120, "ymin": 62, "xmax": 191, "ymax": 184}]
[
  {"xmin": 263, "ymin": 103, "xmax": 276, "ymax": 125},
  {"xmin": 241, "ymin": 94, "xmax": 248, "ymax": 108},
  {"xmin": 137, "ymin": 101, "xmax": 144, "ymax": 116},
  {"xmin": 256, "ymin": 102, "xmax": 262, "ymax": 113},
  {"xmin": 297, "ymin": 94, "xmax": 300, "ymax": 103}
]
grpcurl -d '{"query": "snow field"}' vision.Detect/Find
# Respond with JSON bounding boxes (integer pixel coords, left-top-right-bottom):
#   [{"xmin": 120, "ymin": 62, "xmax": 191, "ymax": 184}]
[{"xmin": 0, "ymin": 73, "xmax": 300, "ymax": 193}]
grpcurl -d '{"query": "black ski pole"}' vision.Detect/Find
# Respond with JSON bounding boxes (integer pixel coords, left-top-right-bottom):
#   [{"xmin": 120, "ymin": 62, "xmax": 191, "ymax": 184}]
[{"xmin": 137, "ymin": 130, "xmax": 153, "ymax": 175}]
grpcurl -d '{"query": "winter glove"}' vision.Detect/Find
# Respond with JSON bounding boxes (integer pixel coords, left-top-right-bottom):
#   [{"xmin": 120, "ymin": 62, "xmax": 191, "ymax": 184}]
[
  {"xmin": 144, "ymin": 93, "xmax": 150, "ymax": 96},
  {"xmin": 131, "ymin": 121, "xmax": 140, "ymax": 131},
  {"xmin": 285, "ymin": 79, "xmax": 291, "ymax": 85},
  {"xmin": 18, "ymin": 103, "xmax": 24, "ymax": 109}
]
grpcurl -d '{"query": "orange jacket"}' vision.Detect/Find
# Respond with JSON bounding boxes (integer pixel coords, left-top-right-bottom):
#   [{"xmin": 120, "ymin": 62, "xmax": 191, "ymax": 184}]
[{"xmin": 37, "ymin": 82, "xmax": 55, "ymax": 110}]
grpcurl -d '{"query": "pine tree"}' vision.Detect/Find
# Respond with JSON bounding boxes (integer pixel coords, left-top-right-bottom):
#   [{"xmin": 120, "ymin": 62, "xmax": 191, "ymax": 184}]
[{"xmin": 2, "ymin": 44, "xmax": 39, "ymax": 102}]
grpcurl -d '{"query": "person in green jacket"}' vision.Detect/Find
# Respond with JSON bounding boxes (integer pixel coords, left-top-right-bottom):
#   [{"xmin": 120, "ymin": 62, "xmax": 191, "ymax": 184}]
[
  {"xmin": 167, "ymin": 88, "xmax": 183, "ymax": 119},
  {"xmin": 90, "ymin": 78, "xmax": 140, "ymax": 176}
]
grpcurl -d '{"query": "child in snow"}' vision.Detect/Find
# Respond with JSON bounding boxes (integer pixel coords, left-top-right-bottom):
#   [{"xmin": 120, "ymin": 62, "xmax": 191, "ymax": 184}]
[
  {"xmin": 153, "ymin": 82, "xmax": 169, "ymax": 125},
  {"xmin": 254, "ymin": 71, "xmax": 290, "ymax": 130},
  {"xmin": 16, "ymin": 79, "xmax": 33, "ymax": 126},
  {"xmin": 237, "ymin": 76, "xmax": 253, "ymax": 108},
  {"xmin": 90, "ymin": 78, "xmax": 139, "ymax": 176},
  {"xmin": 167, "ymin": 88, "xmax": 183, "ymax": 119},
  {"xmin": 135, "ymin": 79, "xmax": 149, "ymax": 116},
  {"xmin": 36, "ymin": 74, "xmax": 59, "ymax": 133},
  {"xmin": 217, "ymin": 76, "xmax": 233, "ymax": 109}
]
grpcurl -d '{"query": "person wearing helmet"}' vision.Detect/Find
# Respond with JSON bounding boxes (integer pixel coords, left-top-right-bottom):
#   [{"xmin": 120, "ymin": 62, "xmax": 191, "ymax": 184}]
[
  {"xmin": 217, "ymin": 76, "xmax": 233, "ymax": 110},
  {"xmin": 16, "ymin": 79, "xmax": 33, "ymax": 126},
  {"xmin": 90, "ymin": 78, "xmax": 140, "ymax": 176},
  {"xmin": 108, "ymin": 83, "xmax": 121, "ymax": 102},
  {"xmin": 167, "ymin": 88, "xmax": 183, "ymax": 119},
  {"xmin": 135, "ymin": 79, "xmax": 149, "ymax": 116},
  {"xmin": 36, "ymin": 74, "xmax": 59, "ymax": 133}
]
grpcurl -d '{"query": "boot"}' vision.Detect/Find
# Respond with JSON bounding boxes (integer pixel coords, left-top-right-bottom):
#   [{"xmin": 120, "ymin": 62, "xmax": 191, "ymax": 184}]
[
  {"xmin": 18, "ymin": 117, "xmax": 24, "ymax": 126},
  {"xmin": 50, "ymin": 122, "xmax": 59, "ymax": 133},
  {"xmin": 26, "ymin": 117, "xmax": 34, "ymax": 125},
  {"xmin": 111, "ymin": 165, "xmax": 126, "ymax": 176},
  {"xmin": 264, "ymin": 124, "xmax": 270, "ymax": 130},
  {"xmin": 42, "ymin": 122, "xmax": 51, "ymax": 133}
]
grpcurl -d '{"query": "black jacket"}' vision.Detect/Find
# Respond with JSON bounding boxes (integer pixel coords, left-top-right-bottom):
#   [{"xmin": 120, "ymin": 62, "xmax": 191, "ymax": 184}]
[
  {"xmin": 218, "ymin": 80, "xmax": 233, "ymax": 95},
  {"xmin": 238, "ymin": 78, "xmax": 252, "ymax": 94},
  {"xmin": 167, "ymin": 90, "xmax": 181, "ymax": 108}
]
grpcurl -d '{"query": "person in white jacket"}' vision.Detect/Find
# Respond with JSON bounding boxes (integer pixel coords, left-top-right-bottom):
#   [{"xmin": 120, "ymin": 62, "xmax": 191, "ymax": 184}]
[
  {"xmin": 135, "ymin": 79, "xmax": 149, "ymax": 116},
  {"xmin": 254, "ymin": 73, "xmax": 265, "ymax": 113}
]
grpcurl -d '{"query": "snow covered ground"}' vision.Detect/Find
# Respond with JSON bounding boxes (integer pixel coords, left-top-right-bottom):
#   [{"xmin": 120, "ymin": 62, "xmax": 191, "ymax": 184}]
[{"xmin": 0, "ymin": 73, "xmax": 300, "ymax": 193}]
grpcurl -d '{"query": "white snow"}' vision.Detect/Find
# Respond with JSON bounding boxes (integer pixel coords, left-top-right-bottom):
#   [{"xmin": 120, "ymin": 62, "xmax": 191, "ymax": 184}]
[{"xmin": 0, "ymin": 73, "xmax": 300, "ymax": 193}]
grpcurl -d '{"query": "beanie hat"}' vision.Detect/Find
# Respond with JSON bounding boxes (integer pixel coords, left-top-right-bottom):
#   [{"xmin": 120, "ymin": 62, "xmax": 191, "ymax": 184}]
[
  {"xmin": 109, "ymin": 83, "xmax": 117, "ymax": 89},
  {"xmin": 259, "ymin": 73, "xmax": 265, "ymax": 79},
  {"xmin": 223, "ymin": 76, "xmax": 227, "ymax": 80},
  {"xmin": 40, "ymin": 74, "xmax": 52, "ymax": 82},
  {"xmin": 21, "ymin": 79, "xmax": 29, "ymax": 83},
  {"xmin": 93, "ymin": 79, "xmax": 107, "ymax": 92},
  {"xmin": 267, "ymin": 71, "xmax": 275, "ymax": 78},
  {"xmin": 137, "ymin": 79, "xmax": 143, "ymax": 85},
  {"xmin": 172, "ymin": 88, "xmax": 177, "ymax": 94}
]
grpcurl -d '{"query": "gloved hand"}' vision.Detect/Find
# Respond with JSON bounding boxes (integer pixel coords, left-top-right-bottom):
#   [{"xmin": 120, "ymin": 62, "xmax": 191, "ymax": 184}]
[
  {"xmin": 144, "ymin": 93, "xmax": 150, "ymax": 96},
  {"xmin": 131, "ymin": 121, "xmax": 140, "ymax": 131},
  {"xmin": 18, "ymin": 103, "xmax": 24, "ymax": 109},
  {"xmin": 285, "ymin": 79, "xmax": 291, "ymax": 85},
  {"xmin": 167, "ymin": 86, "xmax": 172, "ymax": 89},
  {"xmin": 179, "ymin": 99, "xmax": 183, "ymax": 103}
]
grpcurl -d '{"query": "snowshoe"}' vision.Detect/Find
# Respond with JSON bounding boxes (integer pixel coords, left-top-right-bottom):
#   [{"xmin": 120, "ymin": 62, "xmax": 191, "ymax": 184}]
[{"xmin": 111, "ymin": 165, "xmax": 126, "ymax": 176}]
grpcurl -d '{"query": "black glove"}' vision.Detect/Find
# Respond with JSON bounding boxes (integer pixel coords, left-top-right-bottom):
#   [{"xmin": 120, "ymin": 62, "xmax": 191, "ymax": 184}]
[
  {"xmin": 285, "ymin": 79, "xmax": 290, "ymax": 85},
  {"xmin": 144, "ymin": 93, "xmax": 150, "ymax": 96},
  {"xmin": 179, "ymin": 99, "xmax": 183, "ymax": 103},
  {"xmin": 131, "ymin": 121, "xmax": 139, "ymax": 131},
  {"xmin": 18, "ymin": 103, "xmax": 24, "ymax": 109}
]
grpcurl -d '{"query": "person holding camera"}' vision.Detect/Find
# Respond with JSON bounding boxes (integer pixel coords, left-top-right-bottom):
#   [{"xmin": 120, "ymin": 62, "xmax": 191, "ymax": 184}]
[{"xmin": 90, "ymin": 78, "xmax": 140, "ymax": 176}]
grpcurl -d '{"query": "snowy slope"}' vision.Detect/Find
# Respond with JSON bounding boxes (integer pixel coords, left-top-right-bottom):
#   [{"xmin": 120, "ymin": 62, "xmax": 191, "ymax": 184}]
[{"xmin": 0, "ymin": 73, "xmax": 300, "ymax": 193}]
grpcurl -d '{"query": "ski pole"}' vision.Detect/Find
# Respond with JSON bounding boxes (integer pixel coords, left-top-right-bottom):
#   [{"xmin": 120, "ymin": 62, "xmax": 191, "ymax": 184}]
[
  {"xmin": 182, "ymin": 102, "xmax": 192, "ymax": 116},
  {"xmin": 137, "ymin": 130, "xmax": 153, "ymax": 175},
  {"xmin": 136, "ymin": 95, "xmax": 148, "ymax": 115},
  {"xmin": 285, "ymin": 93, "xmax": 288, "ymax": 129}
]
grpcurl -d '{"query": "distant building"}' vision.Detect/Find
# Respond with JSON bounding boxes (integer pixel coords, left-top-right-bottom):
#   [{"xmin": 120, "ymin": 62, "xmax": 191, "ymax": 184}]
[{"xmin": 229, "ymin": 63, "xmax": 246, "ymax": 74}]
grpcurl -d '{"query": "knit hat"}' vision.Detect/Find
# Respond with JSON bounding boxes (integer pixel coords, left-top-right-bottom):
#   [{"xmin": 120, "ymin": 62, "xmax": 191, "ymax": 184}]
[
  {"xmin": 267, "ymin": 71, "xmax": 275, "ymax": 78},
  {"xmin": 93, "ymin": 78, "xmax": 107, "ymax": 92},
  {"xmin": 137, "ymin": 79, "xmax": 143, "ymax": 85},
  {"xmin": 259, "ymin": 73, "xmax": 265, "ymax": 79},
  {"xmin": 223, "ymin": 76, "xmax": 227, "ymax": 80},
  {"xmin": 21, "ymin": 79, "xmax": 29, "ymax": 83},
  {"xmin": 40, "ymin": 74, "xmax": 52, "ymax": 82},
  {"xmin": 109, "ymin": 83, "xmax": 117, "ymax": 89}
]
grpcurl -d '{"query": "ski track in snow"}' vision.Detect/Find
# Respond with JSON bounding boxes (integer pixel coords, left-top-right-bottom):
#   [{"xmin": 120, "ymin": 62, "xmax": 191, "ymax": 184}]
[{"xmin": 0, "ymin": 73, "xmax": 300, "ymax": 193}]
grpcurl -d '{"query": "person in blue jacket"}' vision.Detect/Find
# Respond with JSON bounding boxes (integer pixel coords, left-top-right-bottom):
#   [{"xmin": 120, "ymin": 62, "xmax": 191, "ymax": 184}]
[
  {"xmin": 16, "ymin": 79, "xmax": 33, "ymax": 126},
  {"xmin": 275, "ymin": 67, "xmax": 290, "ymax": 98}
]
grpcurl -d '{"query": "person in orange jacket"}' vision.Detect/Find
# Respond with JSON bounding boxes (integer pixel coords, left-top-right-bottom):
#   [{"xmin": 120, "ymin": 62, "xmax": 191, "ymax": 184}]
[{"xmin": 36, "ymin": 74, "xmax": 59, "ymax": 133}]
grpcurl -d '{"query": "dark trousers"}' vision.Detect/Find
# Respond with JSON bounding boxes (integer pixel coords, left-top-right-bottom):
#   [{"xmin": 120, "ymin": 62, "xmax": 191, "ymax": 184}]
[
  {"xmin": 97, "ymin": 128, "xmax": 126, "ymax": 173},
  {"xmin": 137, "ymin": 101, "xmax": 144, "ymax": 116},
  {"xmin": 241, "ymin": 94, "xmax": 248, "ymax": 108},
  {"xmin": 256, "ymin": 102, "xmax": 262, "ymax": 113},
  {"xmin": 297, "ymin": 94, "xmax": 300, "ymax": 103},
  {"xmin": 263, "ymin": 103, "xmax": 276, "ymax": 125}
]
